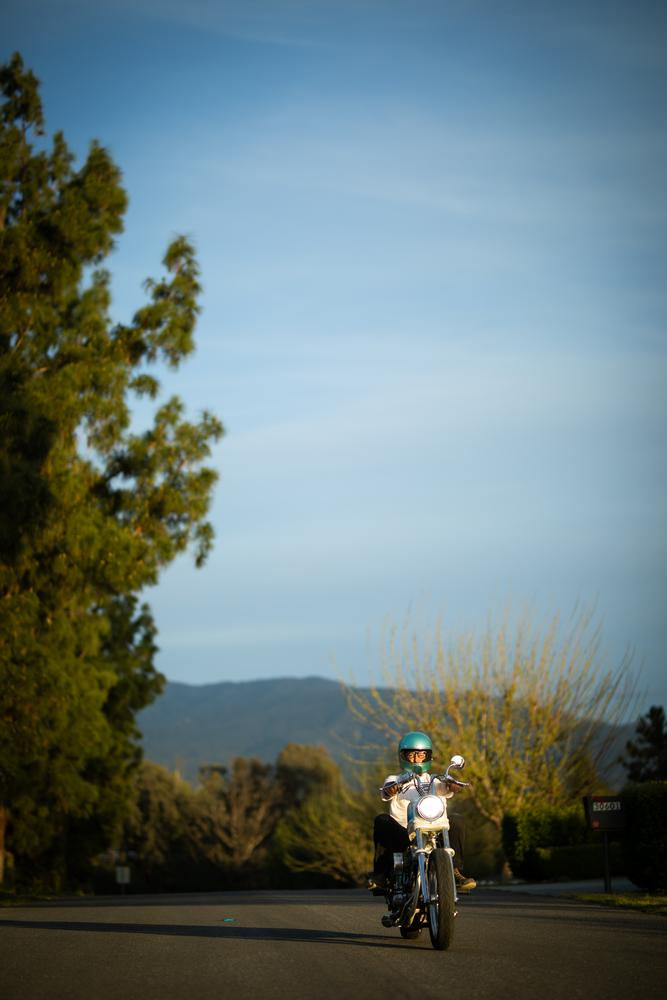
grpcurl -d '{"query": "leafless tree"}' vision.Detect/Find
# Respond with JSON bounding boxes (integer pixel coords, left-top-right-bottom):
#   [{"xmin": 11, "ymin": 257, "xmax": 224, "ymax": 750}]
[{"xmin": 345, "ymin": 607, "xmax": 637, "ymax": 830}]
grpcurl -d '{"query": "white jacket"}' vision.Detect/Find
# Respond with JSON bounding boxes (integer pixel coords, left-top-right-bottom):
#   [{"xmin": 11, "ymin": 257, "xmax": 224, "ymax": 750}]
[{"xmin": 382, "ymin": 773, "xmax": 453, "ymax": 828}]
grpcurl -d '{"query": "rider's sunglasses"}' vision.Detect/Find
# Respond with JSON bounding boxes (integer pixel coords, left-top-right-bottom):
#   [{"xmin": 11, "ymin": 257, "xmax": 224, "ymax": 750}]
[{"xmin": 401, "ymin": 748, "xmax": 432, "ymax": 761}]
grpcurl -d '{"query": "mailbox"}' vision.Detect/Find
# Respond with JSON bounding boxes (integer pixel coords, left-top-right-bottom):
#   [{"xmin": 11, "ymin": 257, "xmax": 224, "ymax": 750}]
[
  {"xmin": 582, "ymin": 795, "xmax": 626, "ymax": 893},
  {"xmin": 582, "ymin": 795, "xmax": 626, "ymax": 833}
]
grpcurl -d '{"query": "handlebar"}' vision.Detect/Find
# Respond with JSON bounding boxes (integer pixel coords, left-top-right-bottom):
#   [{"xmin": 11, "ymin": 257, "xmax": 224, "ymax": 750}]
[{"xmin": 382, "ymin": 769, "xmax": 470, "ymax": 797}]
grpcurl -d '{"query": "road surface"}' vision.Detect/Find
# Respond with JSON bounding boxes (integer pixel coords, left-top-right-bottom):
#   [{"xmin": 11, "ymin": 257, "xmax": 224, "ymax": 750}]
[{"xmin": 1, "ymin": 889, "xmax": 665, "ymax": 1000}]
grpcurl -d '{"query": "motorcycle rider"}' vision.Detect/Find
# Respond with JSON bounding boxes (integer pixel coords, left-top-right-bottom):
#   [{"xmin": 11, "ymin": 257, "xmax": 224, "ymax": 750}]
[{"xmin": 371, "ymin": 731, "xmax": 476, "ymax": 892}]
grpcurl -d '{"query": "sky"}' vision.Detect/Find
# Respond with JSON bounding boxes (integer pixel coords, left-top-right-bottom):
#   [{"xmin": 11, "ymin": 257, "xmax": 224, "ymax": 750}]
[{"xmin": 5, "ymin": 0, "xmax": 667, "ymax": 709}]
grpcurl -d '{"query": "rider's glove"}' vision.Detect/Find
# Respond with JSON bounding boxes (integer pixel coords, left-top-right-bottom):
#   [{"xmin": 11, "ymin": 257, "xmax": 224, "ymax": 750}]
[{"xmin": 381, "ymin": 781, "xmax": 399, "ymax": 800}]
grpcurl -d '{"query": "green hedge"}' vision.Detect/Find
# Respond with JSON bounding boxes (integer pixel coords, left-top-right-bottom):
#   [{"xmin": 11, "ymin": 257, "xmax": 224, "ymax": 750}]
[
  {"xmin": 501, "ymin": 803, "xmax": 620, "ymax": 881},
  {"xmin": 529, "ymin": 843, "xmax": 623, "ymax": 881},
  {"xmin": 621, "ymin": 781, "xmax": 667, "ymax": 892},
  {"xmin": 502, "ymin": 803, "xmax": 589, "ymax": 878},
  {"xmin": 504, "ymin": 786, "xmax": 667, "ymax": 886}
]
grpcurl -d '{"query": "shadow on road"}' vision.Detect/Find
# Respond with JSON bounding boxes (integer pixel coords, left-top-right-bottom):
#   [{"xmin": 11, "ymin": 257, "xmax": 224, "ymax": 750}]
[
  {"xmin": 0, "ymin": 918, "xmax": 409, "ymax": 949},
  {"xmin": 2, "ymin": 890, "xmax": 377, "ymax": 910}
]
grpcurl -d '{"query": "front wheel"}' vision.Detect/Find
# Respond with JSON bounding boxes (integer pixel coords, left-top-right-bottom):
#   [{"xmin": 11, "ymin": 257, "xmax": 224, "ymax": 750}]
[{"xmin": 426, "ymin": 849, "xmax": 456, "ymax": 950}]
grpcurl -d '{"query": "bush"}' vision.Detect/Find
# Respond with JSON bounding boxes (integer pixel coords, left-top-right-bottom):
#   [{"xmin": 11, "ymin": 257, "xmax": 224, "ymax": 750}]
[
  {"xmin": 503, "ymin": 803, "xmax": 594, "ymax": 880},
  {"xmin": 622, "ymin": 781, "xmax": 667, "ymax": 892},
  {"xmin": 531, "ymin": 843, "xmax": 624, "ymax": 881},
  {"xmin": 453, "ymin": 802, "xmax": 504, "ymax": 879}
]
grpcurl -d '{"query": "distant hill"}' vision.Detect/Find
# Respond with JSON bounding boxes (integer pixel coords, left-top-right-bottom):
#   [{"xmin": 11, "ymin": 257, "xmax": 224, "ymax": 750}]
[
  {"xmin": 137, "ymin": 676, "xmax": 378, "ymax": 780},
  {"xmin": 137, "ymin": 675, "xmax": 635, "ymax": 785}
]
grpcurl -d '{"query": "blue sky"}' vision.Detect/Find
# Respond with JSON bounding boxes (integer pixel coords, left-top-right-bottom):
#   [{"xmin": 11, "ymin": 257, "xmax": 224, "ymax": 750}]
[{"xmin": 5, "ymin": 1, "xmax": 667, "ymax": 708}]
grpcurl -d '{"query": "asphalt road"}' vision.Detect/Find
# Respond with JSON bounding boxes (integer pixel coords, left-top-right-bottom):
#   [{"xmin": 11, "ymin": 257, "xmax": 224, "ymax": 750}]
[{"xmin": 1, "ymin": 889, "xmax": 665, "ymax": 1000}]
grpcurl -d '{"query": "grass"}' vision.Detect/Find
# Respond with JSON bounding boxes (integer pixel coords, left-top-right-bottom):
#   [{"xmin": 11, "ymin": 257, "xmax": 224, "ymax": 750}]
[
  {"xmin": 574, "ymin": 892, "xmax": 667, "ymax": 916},
  {"xmin": 0, "ymin": 888, "xmax": 86, "ymax": 907},
  {"xmin": 1, "ymin": 893, "xmax": 56, "ymax": 907}
]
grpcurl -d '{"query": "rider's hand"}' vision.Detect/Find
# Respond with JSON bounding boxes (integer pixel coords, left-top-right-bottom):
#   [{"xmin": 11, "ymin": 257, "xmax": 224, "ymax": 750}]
[
  {"xmin": 447, "ymin": 778, "xmax": 471, "ymax": 792},
  {"xmin": 382, "ymin": 781, "xmax": 399, "ymax": 798}
]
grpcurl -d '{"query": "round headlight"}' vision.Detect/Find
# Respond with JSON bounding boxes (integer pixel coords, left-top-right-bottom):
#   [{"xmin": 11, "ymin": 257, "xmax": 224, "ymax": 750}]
[{"xmin": 416, "ymin": 795, "xmax": 445, "ymax": 821}]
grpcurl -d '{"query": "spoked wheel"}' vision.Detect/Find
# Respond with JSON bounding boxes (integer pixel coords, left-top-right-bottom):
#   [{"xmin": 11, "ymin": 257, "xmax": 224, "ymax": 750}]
[{"xmin": 426, "ymin": 849, "xmax": 456, "ymax": 950}]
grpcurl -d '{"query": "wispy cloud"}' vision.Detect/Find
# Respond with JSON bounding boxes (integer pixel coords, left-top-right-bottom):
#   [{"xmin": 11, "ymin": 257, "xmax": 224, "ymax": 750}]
[
  {"xmin": 529, "ymin": 3, "xmax": 667, "ymax": 71},
  {"xmin": 159, "ymin": 621, "xmax": 357, "ymax": 646},
  {"xmin": 77, "ymin": 0, "xmax": 343, "ymax": 48},
  {"xmin": 151, "ymin": 101, "xmax": 667, "ymax": 236}
]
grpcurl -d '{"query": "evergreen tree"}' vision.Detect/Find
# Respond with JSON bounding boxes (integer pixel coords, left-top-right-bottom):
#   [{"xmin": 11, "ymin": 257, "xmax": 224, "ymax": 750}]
[
  {"xmin": 122, "ymin": 761, "xmax": 204, "ymax": 892},
  {"xmin": 622, "ymin": 706, "xmax": 667, "ymax": 782},
  {"xmin": 0, "ymin": 53, "xmax": 223, "ymax": 886}
]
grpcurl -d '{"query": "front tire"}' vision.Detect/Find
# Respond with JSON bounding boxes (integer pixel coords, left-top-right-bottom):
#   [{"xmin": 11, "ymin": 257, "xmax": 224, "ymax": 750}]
[{"xmin": 427, "ymin": 849, "xmax": 456, "ymax": 950}]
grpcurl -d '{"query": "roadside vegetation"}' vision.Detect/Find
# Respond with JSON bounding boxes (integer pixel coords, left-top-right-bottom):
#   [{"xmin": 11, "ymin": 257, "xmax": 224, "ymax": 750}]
[
  {"xmin": 573, "ymin": 894, "xmax": 667, "ymax": 916},
  {"xmin": 344, "ymin": 608, "xmax": 637, "ymax": 832}
]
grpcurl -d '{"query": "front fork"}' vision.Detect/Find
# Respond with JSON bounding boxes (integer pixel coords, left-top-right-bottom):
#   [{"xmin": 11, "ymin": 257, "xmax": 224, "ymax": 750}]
[
  {"xmin": 415, "ymin": 829, "xmax": 459, "ymax": 906},
  {"xmin": 415, "ymin": 831, "xmax": 430, "ymax": 904}
]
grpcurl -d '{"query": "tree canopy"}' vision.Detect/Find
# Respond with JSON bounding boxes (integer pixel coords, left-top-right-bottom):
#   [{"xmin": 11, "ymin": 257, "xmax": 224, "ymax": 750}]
[
  {"xmin": 0, "ymin": 53, "xmax": 223, "ymax": 887},
  {"xmin": 621, "ymin": 706, "xmax": 667, "ymax": 783},
  {"xmin": 345, "ymin": 609, "xmax": 636, "ymax": 830}
]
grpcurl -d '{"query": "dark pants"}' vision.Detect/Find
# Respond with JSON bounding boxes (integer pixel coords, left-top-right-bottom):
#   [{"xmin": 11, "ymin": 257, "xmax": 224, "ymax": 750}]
[{"xmin": 373, "ymin": 812, "xmax": 466, "ymax": 876}]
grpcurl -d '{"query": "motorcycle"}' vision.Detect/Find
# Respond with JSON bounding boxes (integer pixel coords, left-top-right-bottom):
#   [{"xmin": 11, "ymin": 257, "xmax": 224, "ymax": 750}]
[{"xmin": 377, "ymin": 754, "xmax": 469, "ymax": 951}]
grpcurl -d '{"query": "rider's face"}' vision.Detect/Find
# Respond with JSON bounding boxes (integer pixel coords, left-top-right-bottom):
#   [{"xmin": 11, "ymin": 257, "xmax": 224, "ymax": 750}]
[{"xmin": 405, "ymin": 750, "xmax": 427, "ymax": 763}]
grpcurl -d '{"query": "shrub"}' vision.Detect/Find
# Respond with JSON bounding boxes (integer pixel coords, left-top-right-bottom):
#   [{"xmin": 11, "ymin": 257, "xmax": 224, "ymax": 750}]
[
  {"xmin": 503, "ymin": 803, "xmax": 592, "ymax": 880},
  {"xmin": 533, "ymin": 843, "xmax": 624, "ymax": 881},
  {"xmin": 621, "ymin": 781, "xmax": 667, "ymax": 892}
]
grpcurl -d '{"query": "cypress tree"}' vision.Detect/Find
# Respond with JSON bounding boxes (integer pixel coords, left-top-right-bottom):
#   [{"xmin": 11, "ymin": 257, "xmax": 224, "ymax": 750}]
[
  {"xmin": 622, "ymin": 706, "xmax": 667, "ymax": 783},
  {"xmin": 0, "ymin": 53, "xmax": 223, "ymax": 887}
]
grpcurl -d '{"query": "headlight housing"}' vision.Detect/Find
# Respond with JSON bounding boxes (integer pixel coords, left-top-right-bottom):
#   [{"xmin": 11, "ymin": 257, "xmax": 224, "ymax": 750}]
[{"xmin": 416, "ymin": 795, "xmax": 445, "ymax": 821}]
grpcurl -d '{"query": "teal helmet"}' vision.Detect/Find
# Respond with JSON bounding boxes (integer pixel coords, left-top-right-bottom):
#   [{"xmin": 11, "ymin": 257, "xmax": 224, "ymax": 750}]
[{"xmin": 398, "ymin": 731, "xmax": 433, "ymax": 774}]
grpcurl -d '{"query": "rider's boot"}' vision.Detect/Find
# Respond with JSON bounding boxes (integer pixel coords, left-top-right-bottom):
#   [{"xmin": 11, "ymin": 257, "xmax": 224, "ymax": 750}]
[
  {"xmin": 367, "ymin": 871, "xmax": 389, "ymax": 893},
  {"xmin": 454, "ymin": 867, "xmax": 476, "ymax": 892}
]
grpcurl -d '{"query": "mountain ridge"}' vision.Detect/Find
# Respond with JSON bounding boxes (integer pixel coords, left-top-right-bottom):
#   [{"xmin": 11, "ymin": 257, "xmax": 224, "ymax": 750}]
[
  {"xmin": 138, "ymin": 675, "xmax": 634, "ymax": 785},
  {"xmin": 138, "ymin": 675, "xmax": 375, "ymax": 780}
]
